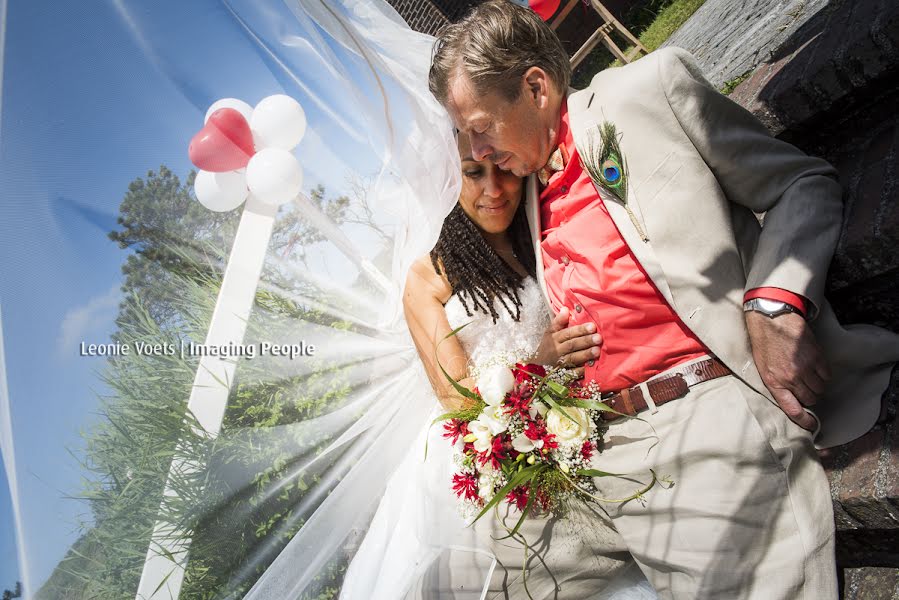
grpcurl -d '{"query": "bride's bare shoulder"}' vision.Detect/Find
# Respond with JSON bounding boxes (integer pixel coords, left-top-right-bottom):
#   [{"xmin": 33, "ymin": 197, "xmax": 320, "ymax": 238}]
[{"xmin": 404, "ymin": 254, "xmax": 452, "ymax": 307}]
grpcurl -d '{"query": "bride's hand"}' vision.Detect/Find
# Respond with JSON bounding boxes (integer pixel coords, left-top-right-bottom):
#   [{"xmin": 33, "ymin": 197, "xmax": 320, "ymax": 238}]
[{"xmin": 533, "ymin": 307, "xmax": 602, "ymax": 375}]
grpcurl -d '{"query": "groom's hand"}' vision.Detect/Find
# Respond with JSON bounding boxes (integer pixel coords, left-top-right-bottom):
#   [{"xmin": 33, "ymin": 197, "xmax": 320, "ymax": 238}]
[
  {"xmin": 535, "ymin": 307, "xmax": 602, "ymax": 375},
  {"xmin": 746, "ymin": 311, "xmax": 831, "ymax": 431}
]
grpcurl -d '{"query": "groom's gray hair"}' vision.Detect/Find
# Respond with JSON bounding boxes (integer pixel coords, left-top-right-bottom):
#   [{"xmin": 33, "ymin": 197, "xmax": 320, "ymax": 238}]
[{"xmin": 429, "ymin": 0, "xmax": 571, "ymax": 105}]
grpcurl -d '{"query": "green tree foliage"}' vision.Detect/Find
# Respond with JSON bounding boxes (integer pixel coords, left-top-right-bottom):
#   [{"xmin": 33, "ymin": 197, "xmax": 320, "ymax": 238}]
[
  {"xmin": 2, "ymin": 581, "xmax": 22, "ymax": 599},
  {"xmin": 107, "ymin": 167, "xmax": 350, "ymax": 333},
  {"xmin": 38, "ymin": 166, "xmax": 364, "ymax": 599},
  {"xmin": 107, "ymin": 167, "xmax": 237, "ymax": 332}
]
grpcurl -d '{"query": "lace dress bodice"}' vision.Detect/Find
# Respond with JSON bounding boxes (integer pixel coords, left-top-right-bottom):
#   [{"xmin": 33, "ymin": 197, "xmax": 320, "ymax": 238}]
[{"xmin": 444, "ymin": 276, "xmax": 552, "ymax": 374}]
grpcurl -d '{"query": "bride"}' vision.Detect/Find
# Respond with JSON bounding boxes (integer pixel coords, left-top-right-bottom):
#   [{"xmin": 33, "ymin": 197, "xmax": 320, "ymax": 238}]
[{"xmin": 338, "ymin": 132, "xmax": 657, "ymax": 600}]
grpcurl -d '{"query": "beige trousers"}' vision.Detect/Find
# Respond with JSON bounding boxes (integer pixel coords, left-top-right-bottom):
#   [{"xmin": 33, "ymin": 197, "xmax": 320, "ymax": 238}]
[
  {"xmin": 418, "ymin": 369, "xmax": 837, "ymax": 599},
  {"xmin": 592, "ymin": 372, "xmax": 838, "ymax": 600},
  {"xmin": 409, "ymin": 496, "xmax": 633, "ymax": 599}
]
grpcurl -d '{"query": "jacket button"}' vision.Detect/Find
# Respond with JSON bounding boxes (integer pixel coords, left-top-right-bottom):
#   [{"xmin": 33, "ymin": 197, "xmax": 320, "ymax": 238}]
[
  {"xmin": 587, "ymin": 359, "xmax": 595, "ymax": 366},
  {"xmin": 575, "ymin": 304, "xmax": 583, "ymax": 313},
  {"xmin": 562, "ymin": 256, "xmax": 570, "ymax": 265}
]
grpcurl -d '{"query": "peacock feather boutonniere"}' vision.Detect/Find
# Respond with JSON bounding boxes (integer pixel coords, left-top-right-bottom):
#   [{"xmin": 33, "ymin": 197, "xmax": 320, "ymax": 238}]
[{"xmin": 580, "ymin": 122, "xmax": 649, "ymax": 242}]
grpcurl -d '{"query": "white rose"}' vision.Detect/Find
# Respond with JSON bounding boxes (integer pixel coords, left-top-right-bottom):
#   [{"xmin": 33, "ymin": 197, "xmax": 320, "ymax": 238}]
[
  {"xmin": 480, "ymin": 403, "xmax": 510, "ymax": 435},
  {"xmin": 467, "ymin": 419, "xmax": 493, "ymax": 453},
  {"xmin": 545, "ymin": 407, "xmax": 593, "ymax": 444},
  {"xmin": 477, "ymin": 365, "xmax": 515, "ymax": 405}
]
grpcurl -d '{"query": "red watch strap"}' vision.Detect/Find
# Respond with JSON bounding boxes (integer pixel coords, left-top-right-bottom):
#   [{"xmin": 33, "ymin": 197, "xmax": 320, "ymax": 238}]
[{"xmin": 744, "ymin": 288, "xmax": 807, "ymax": 318}]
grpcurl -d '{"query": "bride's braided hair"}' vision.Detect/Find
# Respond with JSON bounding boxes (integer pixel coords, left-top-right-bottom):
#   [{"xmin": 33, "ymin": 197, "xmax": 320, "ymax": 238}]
[{"xmin": 430, "ymin": 201, "xmax": 536, "ymax": 323}]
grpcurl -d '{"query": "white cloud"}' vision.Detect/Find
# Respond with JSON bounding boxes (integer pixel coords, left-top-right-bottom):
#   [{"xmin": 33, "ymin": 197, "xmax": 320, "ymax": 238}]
[{"xmin": 56, "ymin": 284, "xmax": 122, "ymax": 357}]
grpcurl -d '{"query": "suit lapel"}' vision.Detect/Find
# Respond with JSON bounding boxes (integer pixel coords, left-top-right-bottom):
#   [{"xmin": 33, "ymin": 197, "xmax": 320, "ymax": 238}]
[
  {"xmin": 566, "ymin": 90, "xmax": 676, "ymax": 308},
  {"xmin": 564, "ymin": 86, "xmax": 769, "ymax": 400}
]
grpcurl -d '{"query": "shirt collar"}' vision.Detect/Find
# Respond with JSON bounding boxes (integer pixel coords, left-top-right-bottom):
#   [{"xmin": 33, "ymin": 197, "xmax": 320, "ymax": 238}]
[{"xmin": 537, "ymin": 97, "xmax": 573, "ymax": 186}]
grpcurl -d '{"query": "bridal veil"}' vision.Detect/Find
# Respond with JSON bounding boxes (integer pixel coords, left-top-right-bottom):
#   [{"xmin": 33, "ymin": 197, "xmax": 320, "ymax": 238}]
[{"xmin": 0, "ymin": 0, "xmax": 462, "ymax": 597}]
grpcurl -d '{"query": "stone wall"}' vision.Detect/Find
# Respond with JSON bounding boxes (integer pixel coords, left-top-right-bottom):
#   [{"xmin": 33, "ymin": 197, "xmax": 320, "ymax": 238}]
[
  {"xmin": 666, "ymin": 0, "xmax": 899, "ymax": 333},
  {"xmin": 666, "ymin": 0, "xmax": 899, "ymax": 595},
  {"xmin": 718, "ymin": 0, "xmax": 899, "ymax": 333}
]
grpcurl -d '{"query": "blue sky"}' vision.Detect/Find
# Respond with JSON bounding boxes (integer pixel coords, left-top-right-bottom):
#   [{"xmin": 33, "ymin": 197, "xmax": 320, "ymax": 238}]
[{"xmin": 0, "ymin": 0, "xmax": 418, "ymax": 593}]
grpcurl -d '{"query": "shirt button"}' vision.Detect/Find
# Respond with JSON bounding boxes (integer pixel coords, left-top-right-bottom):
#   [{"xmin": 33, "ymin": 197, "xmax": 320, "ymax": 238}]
[
  {"xmin": 560, "ymin": 185, "xmax": 569, "ymax": 194},
  {"xmin": 575, "ymin": 304, "xmax": 583, "ymax": 313},
  {"xmin": 562, "ymin": 256, "xmax": 570, "ymax": 265},
  {"xmin": 587, "ymin": 359, "xmax": 595, "ymax": 366}
]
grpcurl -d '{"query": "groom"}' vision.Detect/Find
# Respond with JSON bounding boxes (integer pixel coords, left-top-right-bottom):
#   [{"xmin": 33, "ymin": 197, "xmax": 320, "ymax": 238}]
[{"xmin": 428, "ymin": 1, "xmax": 899, "ymax": 598}]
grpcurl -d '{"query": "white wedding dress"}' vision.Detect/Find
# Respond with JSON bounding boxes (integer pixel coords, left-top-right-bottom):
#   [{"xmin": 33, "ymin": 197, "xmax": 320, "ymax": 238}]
[{"xmin": 340, "ymin": 277, "xmax": 657, "ymax": 600}]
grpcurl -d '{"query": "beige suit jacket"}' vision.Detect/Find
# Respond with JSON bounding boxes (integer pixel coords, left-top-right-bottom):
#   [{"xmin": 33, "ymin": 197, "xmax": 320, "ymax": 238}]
[{"xmin": 525, "ymin": 47, "xmax": 899, "ymax": 449}]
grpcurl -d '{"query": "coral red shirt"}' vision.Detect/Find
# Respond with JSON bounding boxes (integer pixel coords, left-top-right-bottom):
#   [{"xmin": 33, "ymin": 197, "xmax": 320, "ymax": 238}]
[
  {"xmin": 539, "ymin": 105, "xmax": 705, "ymax": 391},
  {"xmin": 539, "ymin": 100, "xmax": 803, "ymax": 391}
]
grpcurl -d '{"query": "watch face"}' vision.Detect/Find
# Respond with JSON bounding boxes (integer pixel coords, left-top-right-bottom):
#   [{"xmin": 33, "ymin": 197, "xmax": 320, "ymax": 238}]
[{"xmin": 757, "ymin": 298, "xmax": 787, "ymax": 313}]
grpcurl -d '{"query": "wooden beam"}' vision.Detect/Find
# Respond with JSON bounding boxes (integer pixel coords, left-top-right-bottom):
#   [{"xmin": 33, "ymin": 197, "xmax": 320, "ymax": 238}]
[
  {"xmin": 550, "ymin": 0, "xmax": 579, "ymax": 31},
  {"xmin": 570, "ymin": 25, "xmax": 605, "ymax": 69},
  {"xmin": 589, "ymin": 0, "xmax": 648, "ymax": 53}
]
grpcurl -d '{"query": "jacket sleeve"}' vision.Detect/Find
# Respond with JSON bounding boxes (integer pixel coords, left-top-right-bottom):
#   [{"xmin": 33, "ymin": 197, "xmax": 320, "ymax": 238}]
[{"xmin": 657, "ymin": 47, "xmax": 843, "ymax": 320}]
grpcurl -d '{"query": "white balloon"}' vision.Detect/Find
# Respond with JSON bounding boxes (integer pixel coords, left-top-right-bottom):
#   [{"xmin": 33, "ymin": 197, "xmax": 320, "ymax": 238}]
[
  {"xmin": 250, "ymin": 94, "xmax": 307, "ymax": 150},
  {"xmin": 204, "ymin": 98, "xmax": 254, "ymax": 124},
  {"xmin": 194, "ymin": 170, "xmax": 249, "ymax": 212},
  {"xmin": 245, "ymin": 148, "xmax": 303, "ymax": 206}
]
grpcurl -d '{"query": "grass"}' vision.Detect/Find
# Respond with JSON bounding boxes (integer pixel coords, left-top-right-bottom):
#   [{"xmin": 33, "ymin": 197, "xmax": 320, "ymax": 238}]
[
  {"xmin": 637, "ymin": 0, "xmax": 708, "ymax": 52},
  {"xmin": 719, "ymin": 68, "xmax": 754, "ymax": 95},
  {"xmin": 572, "ymin": 0, "xmax": 708, "ymax": 88}
]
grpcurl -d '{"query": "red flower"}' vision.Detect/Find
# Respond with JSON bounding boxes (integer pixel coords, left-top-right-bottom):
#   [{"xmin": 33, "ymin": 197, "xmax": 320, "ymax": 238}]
[
  {"xmin": 452, "ymin": 473, "xmax": 479, "ymax": 501},
  {"xmin": 542, "ymin": 435, "xmax": 559, "ymax": 451},
  {"xmin": 514, "ymin": 363, "xmax": 546, "ymax": 382},
  {"xmin": 506, "ymin": 484, "xmax": 530, "ymax": 511},
  {"xmin": 581, "ymin": 439, "xmax": 594, "ymax": 460},
  {"xmin": 504, "ymin": 391, "xmax": 532, "ymax": 417},
  {"xmin": 443, "ymin": 419, "xmax": 469, "ymax": 445},
  {"xmin": 519, "ymin": 419, "xmax": 558, "ymax": 453},
  {"xmin": 478, "ymin": 434, "xmax": 511, "ymax": 470},
  {"xmin": 512, "ymin": 363, "xmax": 546, "ymax": 398},
  {"xmin": 524, "ymin": 420, "xmax": 546, "ymax": 440}
]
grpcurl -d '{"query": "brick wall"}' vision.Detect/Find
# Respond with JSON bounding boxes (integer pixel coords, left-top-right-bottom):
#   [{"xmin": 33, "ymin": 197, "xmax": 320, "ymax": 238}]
[
  {"xmin": 385, "ymin": 0, "xmax": 450, "ymax": 35},
  {"xmin": 429, "ymin": 0, "xmax": 481, "ymax": 22}
]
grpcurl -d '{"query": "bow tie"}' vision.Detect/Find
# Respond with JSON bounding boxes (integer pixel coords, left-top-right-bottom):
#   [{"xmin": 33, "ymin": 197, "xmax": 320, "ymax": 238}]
[{"xmin": 537, "ymin": 145, "xmax": 566, "ymax": 186}]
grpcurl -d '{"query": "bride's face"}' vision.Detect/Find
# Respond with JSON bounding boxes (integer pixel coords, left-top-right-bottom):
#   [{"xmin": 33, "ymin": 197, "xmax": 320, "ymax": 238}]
[{"xmin": 457, "ymin": 132, "xmax": 523, "ymax": 235}]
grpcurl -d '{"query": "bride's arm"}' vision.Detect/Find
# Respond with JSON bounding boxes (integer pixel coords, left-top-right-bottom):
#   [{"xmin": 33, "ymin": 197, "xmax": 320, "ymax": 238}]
[{"xmin": 403, "ymin": 256, "xmax": 477, "ymax": 412}]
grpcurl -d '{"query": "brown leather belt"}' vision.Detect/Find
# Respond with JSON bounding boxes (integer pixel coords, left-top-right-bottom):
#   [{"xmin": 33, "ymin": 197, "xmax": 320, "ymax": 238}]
[{"xmin": 600, "ymin": 356, "xmax": 731, "ymax": 422}]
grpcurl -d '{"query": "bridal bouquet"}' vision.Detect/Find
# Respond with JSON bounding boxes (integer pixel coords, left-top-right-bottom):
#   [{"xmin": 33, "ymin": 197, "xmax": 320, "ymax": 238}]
[{"xmin": 436, "ymin": 355, "xmax": 660, "ymax": 534}]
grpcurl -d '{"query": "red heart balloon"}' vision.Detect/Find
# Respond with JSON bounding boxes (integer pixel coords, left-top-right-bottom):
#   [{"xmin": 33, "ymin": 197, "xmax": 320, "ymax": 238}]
[
  {"xmin": 529, "ymin": 0, "xmax": 560, "ymax": 21},
  {"xmin": 188, "ymin": 108, "xmax": 255, "ymax": 172}
]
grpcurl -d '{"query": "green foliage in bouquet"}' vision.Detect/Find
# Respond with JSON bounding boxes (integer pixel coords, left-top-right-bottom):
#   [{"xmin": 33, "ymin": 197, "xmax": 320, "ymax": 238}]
[{"xmin": 434, "ymin": 327, "xmax": 670, "ymax": 599}]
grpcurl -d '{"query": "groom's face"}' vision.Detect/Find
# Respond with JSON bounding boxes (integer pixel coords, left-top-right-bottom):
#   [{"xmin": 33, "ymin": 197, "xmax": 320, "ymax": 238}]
[{"xmin": 445, "ymin": 68, "xmax": 554, "ymax": 177}]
